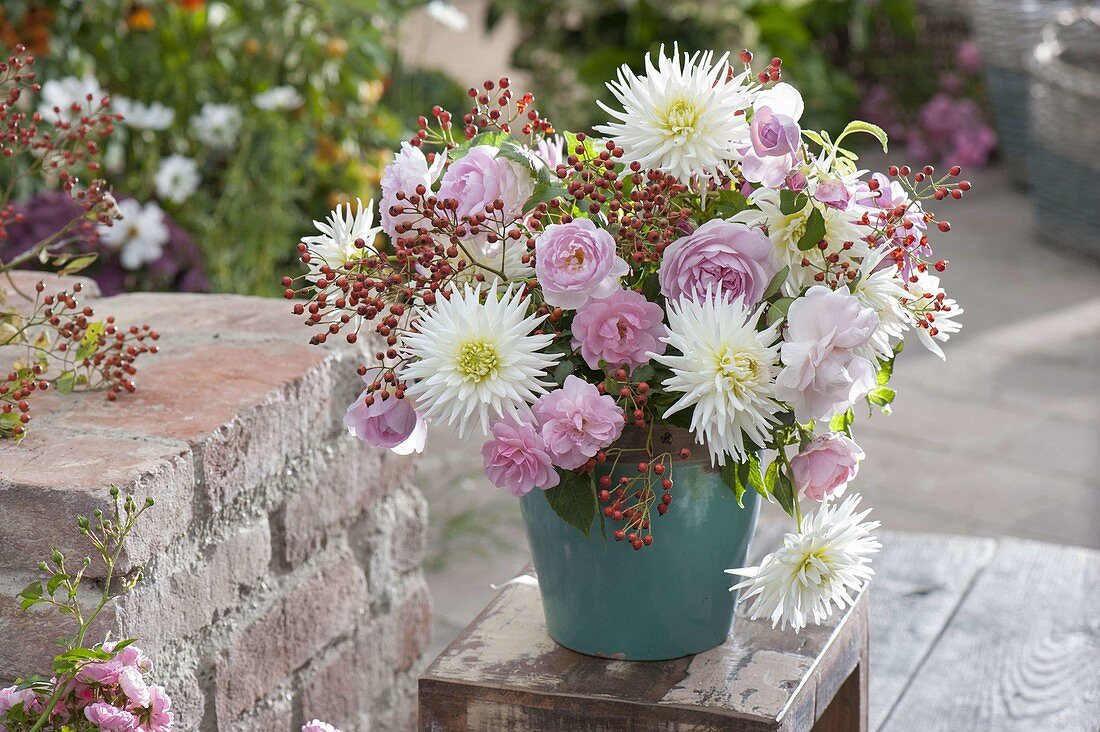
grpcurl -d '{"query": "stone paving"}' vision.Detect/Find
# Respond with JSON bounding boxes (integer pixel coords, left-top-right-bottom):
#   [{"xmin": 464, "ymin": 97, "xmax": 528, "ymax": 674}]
[{"xmin": 413, "ymin": 157, "xmax": 1100, "ymax": 657}]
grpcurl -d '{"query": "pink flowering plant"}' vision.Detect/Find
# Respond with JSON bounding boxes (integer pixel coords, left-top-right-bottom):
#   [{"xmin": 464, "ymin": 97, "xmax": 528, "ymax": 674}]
[
  {"xmin": 0, "ymin": 487, "xmax": 174, "ymax": 732},
  {"xmin": 285, "ymin": 47, "xmax": 971, "ymax": 631}
]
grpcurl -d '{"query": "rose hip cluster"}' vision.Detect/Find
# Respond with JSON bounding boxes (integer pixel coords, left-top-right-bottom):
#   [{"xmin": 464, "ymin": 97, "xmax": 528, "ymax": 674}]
[{"xmin": 1, "ymin": 281, "xmax": 159, "ymax": 440}]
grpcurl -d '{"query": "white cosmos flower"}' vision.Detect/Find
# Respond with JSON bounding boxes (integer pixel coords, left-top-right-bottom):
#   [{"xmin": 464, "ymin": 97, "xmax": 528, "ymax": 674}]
[
  {"xmin": 98, "ymin": 199, "xmax": 169, "ymax": 270},
  {"xmin": 906, "ymin": 270, "xmax": 963, "ymax": 359},
  {"xmin": 301, "ymin": 198, "xmax": 382, "ymax": 282},
  {"xmin": 190, "ymin": 103, "xmax": 242, "ymax": 150},
  {"xmin": 852, "ymin": 249, "xmax": 914, "ymax": 361},
  {"xmin": 651, "ymin": 289, "xmax": 781, "ymax": 466},
  {"xmin": 727, "ymin": 494, "xmax": 880, "ymax": 632},
  {"xmin": 733, "ymin": 188, "xmax": 870, "ymax": 293},
  {"xmin": 38, "ymin": 76, "xmax": 104, "ymax": 124},
  {"xmin": 595, "ymin": 45, "xmax": 752, "ymax": 183},
  {"xmin": 154, "ymin": 154, "xmax": 201, "ymax": 204},
  {"xmin": 401, "ymin": 285, "xmax": 560, "ymax": 437},
  {"xmin": 253, "ymin": 86, "xmax": 304, "ymax": 111},
  {"xmin": 114, "ymin": 97, "xmax": 175, "ymax": 130}
]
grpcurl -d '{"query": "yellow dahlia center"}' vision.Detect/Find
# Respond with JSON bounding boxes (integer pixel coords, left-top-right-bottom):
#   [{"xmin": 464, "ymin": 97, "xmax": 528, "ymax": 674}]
[
  {"xmin": 665, "ymin": 99, "xmax": 700, "ymax": 141},
  {"xmin": 717, "ymin": 346, "xmax": 759, "ymax": 394},
  {"xmin": 456, "ymin": 339, "xmax": 500, "ymax": 382}
]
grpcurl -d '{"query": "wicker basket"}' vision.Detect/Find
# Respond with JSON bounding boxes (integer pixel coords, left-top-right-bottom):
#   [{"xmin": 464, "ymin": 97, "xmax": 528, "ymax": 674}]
[
  {"xmin": 971, "ymin": 0, "xmax": 1080, "ymax": 185},
  {"xmin": 1026, "ymin": 6, "xmax": 1100, "ymax": 258}
]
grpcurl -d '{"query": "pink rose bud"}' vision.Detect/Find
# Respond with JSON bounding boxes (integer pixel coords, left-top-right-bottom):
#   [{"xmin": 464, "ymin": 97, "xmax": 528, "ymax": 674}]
[
  {"xmin": 659, "ymin": 220, "xmax": 775, "ymax": 305},
  {"xmin": 571, "ymin": 288, "xmax": 666, "ymax": 370},
  {"xmin": 815, "ymin": 179, "xmax": 852, "ymax": 210},
  {"xmin": 481, "ymin": 416, "xmax": 560, "ymax": 497},
  {"xmin": 750, "ymin": 105, "xmax": 801, "ymax": 158},
  {"xmin": 785, "ymin": 170, "xmax": 808, "ymax": 192},
  {"xmin": 345, "ymin": 388, "xmax": 427, "ymax": 455},
  {"xmin": 789, "ymin": 433, "xmax": 865, "ymax": 501}
]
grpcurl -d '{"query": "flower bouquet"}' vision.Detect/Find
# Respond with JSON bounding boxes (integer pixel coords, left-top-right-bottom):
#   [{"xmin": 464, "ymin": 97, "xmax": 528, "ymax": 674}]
[{"xmin": 285, "ymin": 47, "xmax": 969, "ymax": 660}]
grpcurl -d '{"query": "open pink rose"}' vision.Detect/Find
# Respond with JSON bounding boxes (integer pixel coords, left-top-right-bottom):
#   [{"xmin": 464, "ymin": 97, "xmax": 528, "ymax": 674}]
[
  {"xmin": 436, "ymin": 145, "xmax": 533, "ymax": 224},
  {"xmin": 146, "ymin": 685, "xmax": 174, "ymax": 732},
  {"xmin": 533, "ymin": 376, "xmax": 625, "ymax": 470},
  {"xmin": 775, "ymin": 286, "xmax": 879, "ymax": 423},
  {"xmin": 750, "ymin": 106, "xmax": 801, "ymax": 158},
  {"xmin": 84, "ymin": 702, "xmax": 139, "ymax": 731},
  {"xmin": 534, "ymin": 218, "xmax": 629, "ymax": 309},
  {"xmin": 790, "ymin": 433, "xmax": 865, "ymax": 501},
  {"xmin": 345, "ymin": 389, "xmax": 427, "ymax": 455},
  {"xmin": 659, "ymin": 219, "xmax": 775, "ymax": 305},
  {"xmin": 481, "ymin": 416, "xmax": 560, "ymax": 497},
  {"xmin": 571, "ymin": 288, "xmax": 666, "ymax": 370}
]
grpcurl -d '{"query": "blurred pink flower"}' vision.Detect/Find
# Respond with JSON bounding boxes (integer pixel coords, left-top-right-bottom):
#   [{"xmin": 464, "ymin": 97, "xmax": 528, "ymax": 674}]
[{"xmin": 790, "ymin": 433, "xmax": 865, "ymax": 501}]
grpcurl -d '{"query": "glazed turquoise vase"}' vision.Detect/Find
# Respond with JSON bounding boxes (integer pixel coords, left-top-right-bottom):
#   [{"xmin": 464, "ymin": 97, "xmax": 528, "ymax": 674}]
[{"xmin": 519, "ymin": 426, "xmax": 760, "ymax": 661}]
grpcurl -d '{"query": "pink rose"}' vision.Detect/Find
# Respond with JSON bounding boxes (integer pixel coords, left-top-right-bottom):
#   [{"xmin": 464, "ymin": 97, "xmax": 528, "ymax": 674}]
[
  {"xmin": 659, "ymin": 220, "xmax": 775, "ymax": 305},
  {"xmin": 533, "ymin": 376, "xmax": 625, "ymax": 470},
  {"xmin": 534, "ymin": 218, "xmax": 629, "ymax": 309},
  {"xmin": 119, "ymin": 666, "xmax": 151, "ymax": 708},
  {"xmin": 775, "ymin": 286, "xmax": 879, "ymax": 423},
  {"xmin": 790, "ymin": 433, "xmax": 865, "ymax": 501},
  {"xmin": 77, "ymin": 659, "xmax": 124, "ymax": 686},
  {"xmin": 84, "ymin": 702, "xmax": 139, "ymax": 731},
  {"xmin": 571, "ymin": 288, "xmax": 666, "ymax": 370},
  {"xmin": 436, "ymin": 145, "xmax": 533, "ymax": 225},
  {"xmin": 814, "ymin": 179, "xmax": 852, "ymax": 210},
  {"xmin": 146, "ymin": 685, "xmax": 173, "ymax": 732},
  {"xmin": 104, "ymin": 642, "xmax": 153, "ymax": 673},
  {"xmin": 380, "ymin": 142, "xmax": 446, "ymax": 238},
  {"xmin": 482, "ymin": 416, "xmax": 560, "ymax": 496},
  {"xmin": 0, "ymin": 686, "xmax": 39, "ymax": 719},
  {"xmin": 345, "ymin": 389, "xmax": 427, "ymax": 455},
  {"xmin": 750, "ymin": 106, "xmax": 801, "ymax": 158}
]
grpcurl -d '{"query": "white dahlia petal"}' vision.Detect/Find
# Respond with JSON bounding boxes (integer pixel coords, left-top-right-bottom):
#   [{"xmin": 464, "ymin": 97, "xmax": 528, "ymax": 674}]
[
  {"xmin": 595, "ymin": 45, "xmax": 753, "ymax": 183},
  {"xmin": 651, "ymin": 289, "xmax": 781, "ymax": 466},
  {"xmin": 301, "ymin": 198, "xmax": 382, "ymax": 282},
  {"xmin": 727, "ymin": 494, "xmax": 880, "ymax": 632},
  {"xmin": 401, "ymin": 285, "xmax": 560, "ymax": 437}
]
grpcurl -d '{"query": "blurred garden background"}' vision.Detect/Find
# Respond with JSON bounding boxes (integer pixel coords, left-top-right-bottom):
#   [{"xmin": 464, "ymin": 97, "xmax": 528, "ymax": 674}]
[{"xmin": 3, "ymin": 0, "xmax": 1096, "ymax": 660}]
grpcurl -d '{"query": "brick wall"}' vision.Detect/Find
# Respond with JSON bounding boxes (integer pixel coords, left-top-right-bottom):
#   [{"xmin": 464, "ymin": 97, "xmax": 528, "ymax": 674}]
[{"xmin": 0, "ymin": 273, "xmax": 430, "ymax": 731}]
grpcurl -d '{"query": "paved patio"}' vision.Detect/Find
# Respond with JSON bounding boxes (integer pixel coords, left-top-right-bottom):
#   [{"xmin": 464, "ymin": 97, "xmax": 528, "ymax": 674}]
[{"xmin": 413, "ymin": 157, "xmax": 1100, "ymax": 657}]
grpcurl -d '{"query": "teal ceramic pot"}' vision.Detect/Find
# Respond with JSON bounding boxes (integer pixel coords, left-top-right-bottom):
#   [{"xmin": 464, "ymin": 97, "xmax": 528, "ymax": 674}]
[{"xmin": 519, "ymin": 426, "xmax": 760, "ymax": 660}]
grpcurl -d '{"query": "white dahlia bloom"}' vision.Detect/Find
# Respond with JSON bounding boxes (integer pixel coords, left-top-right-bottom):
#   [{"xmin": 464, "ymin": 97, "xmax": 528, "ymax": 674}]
[
  {"xmin": 154, "ymin": 154, "xmax": 201, "ymax": 204},
  {"xmin": 114, "ymin": 97, "xmax": 176, "ymax": 130},
  {"xmin": 651, "ymin": 289, "xmax": 781, "ymax": 466},
  {"xmin": 733, "ymin": 189, "xmax": 871, "ymax": 293},
  {"xmin": 852, "ymin": 249, "xmax": 914, "ymax": 361},
  {"xmin": 727, "ymin": 494, "xmax": 880, "ymax": 632},
  {"xmin": 401, "ymin": 286, "xmax": 560, "ymax": 437},
  {"xmin": 98, "ymin": 199, "xmax": 169, "ymax": 270},
  {"xmin": 906, "ymin": 271, "xmax": 964, "ymax": 359},
  {"xmin": 301, "ymin": 198, "xmax": 382, "ymax": 282},
  {"xmin": 595, "ymin": 46, "xmax": 752, "ymax": 183}
]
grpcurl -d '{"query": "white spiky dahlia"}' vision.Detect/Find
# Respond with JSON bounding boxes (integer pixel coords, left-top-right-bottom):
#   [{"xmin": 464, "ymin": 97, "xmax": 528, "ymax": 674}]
[
  {"xmin": 401, "ymin": 286, "xmax": 560, "ymax": 437},
  {"xmin": 852, "ymin": 248, "xmax": 914, "ymax": 361},
  {"xmin": 651, "ymin": 289, "xmax": 781, "ymax": 466},
  {"xmin": 727, "ymin": 494, "xmax": 881, "ymax": 632},
  {"xmin": 301, "ymin": 198, "xmax": 382, "ymax": 282},
  {"xmin": 595, "ymin": 46, "xmax": 753, "ymax": 183}
]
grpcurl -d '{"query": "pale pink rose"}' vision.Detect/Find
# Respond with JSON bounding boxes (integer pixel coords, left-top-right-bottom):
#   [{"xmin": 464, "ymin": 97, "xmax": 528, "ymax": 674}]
[
  {"xmin": 790, "ymin": 433, "xmax": 865, "ymax": 501},
  {"xmin": 77, "ymin": 659, "xmax": 124, "ymax": 686},
  {"xmin": 0, "ymin": 686, "xmax": 40, "ymax": 721},
  {"xmin": 659, "ymin": 220, "xmax": 775, "ymax": 305},
  {"xmin": 739, "ymin": 147, "xmax": 795, "ymax": 187},
  {"xmin": 533, "ymin": 376, "xmax": 625, "ymax": 470},
  {"xmin": 750, "ymin": 106, "xmax": 801, "ymax": 158},
  {"xmin": 775, "ymin": 286, "xmax": 878, "ymax": 423},
  {"xmin": 814, "ymin": 179, "xmax": 852, "ymax": 210},
  {"xmin": 534, "ymin": 218, "xmax": 629, "ymax": 309},
  {"xmin": 146, "ymin": 685, "xmax": 174, "ymax": 732},
  {"xmin": 571, "ymin": 288, "xmax": 666, "ymax": 370},
  {"xmin": 345, "ymin": 389, "xmax": 427, "ymax": 455},
  {"xmin": 105, "ymin": 642, "xmax": 153, "ymax": 673},
  {"xmin": 437, "ymin": 145, "xmax": 533, "ymax": 224},
  {"xmin": 380, "ymin": 142, "xmax": 447, "ymax": 238},
  {"xmin": 481, "ymin": 416, "xmax": 560, "ymax": 497},
  {"xmin": 301, "ymin": 721, "xmax": 341, "ymax": 732},
  {"xmin": 534, "ymin": 136, "xmax": 564, "ymax": 170},
  {"xmin": 84, "ymin": 702, "xmax": 139, "ymax": 731},
  {"xmin": 119, "ymin": 666, "xmax": 151, "ymax": 708}
]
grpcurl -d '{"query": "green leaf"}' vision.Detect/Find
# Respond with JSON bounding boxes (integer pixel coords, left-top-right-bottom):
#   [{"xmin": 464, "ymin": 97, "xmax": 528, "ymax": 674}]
[
  {"xmin": 779, "ymin": 189, "xmax": 808, "ymax": 215},
  {"xmin": 543, "ymin": 470, "xmax": 597, "ymax": 537},
  {"xmin": 746, "ymin": 453, "xmax": 767, "ymax": 497},
  {"xmin": 552, "ymin": 360, "xmax": 574, "ymax": 385},
  {"xmin": 564, "ymin": 131, "xmax": 597, "ymax": 159},
  {"xmin": 766, "ymin": 297, "xmax": 795, "ymax": 326},
  {"xmin": 802, "ymin": 129, "xmax": 829, "ymax": 150},
  {"xmin": 796, "ymin": 207, "xmax": 826, "ymax": 251},
  {"xmin": 867, "ymin": 386, "xmax": 896, "ymax": 407},
  {"xmin": 836, "ymin": 120, "xmax": 889, "ymax": 153},
  {"xmin": 450, "ymin": 130, "xmax": 510, "ymax": 160},
  {"xmin": 55, "ymin": 370, "xmax": 77, "ymax": 395},
  {"xmin": 720, "ymin": 461, "xmax": 747, "ymax": 508},
  {"xmin": 829, "ymin": 409, "xmax": 855, "ymax": 436},
  {"xmin": 772, "ymin": 470, "xmax": 798, "ymax": 519},
  {"xmin": 56, "ymin": 252, "xmax": 98, "ymax": 276},
  {"xmin": 765, "ymin": 459, "xmax": 780, "ymax": 492},
  {"xmin": 761, "ymin": 266, "xmax": 790, "ymax": 301},
  {"xmin": 46, "ymin": 573, "xmax": 69, "ymax": 596},
  {"xmin": 76, "ymin": 321, "xmax": 105, "ymax": 361},
  {"xmin": 522, "ymin": 182, "xmax": 569, "ymax": 214}
]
